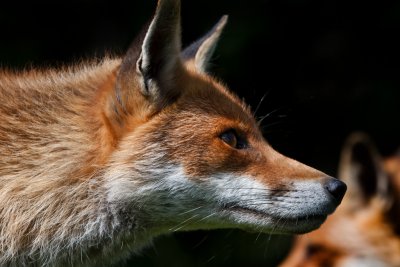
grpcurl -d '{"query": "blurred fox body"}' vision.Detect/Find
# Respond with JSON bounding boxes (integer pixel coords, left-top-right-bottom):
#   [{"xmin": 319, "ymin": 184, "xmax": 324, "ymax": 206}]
[
  {"xmin": 0, "ymin": 0, "xmax": 346, "ymax": 266},
  {"xmin": 281, "ymin": 133, "xmax": 400, "ymax": 267}
]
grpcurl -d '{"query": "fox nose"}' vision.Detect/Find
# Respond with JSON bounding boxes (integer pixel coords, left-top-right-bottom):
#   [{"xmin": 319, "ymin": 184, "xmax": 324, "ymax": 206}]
[{"xmin": 324, "ymin": 178, "xmax": 347, "ymax": 203}]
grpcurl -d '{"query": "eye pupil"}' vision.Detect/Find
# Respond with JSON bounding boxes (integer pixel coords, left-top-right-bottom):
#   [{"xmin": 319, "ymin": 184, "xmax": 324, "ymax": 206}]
[
  {"xmin": 219, "ymin": 130, "xmax": 248, "ymax": 149},
  {"xmin": 220, "ymin": 131, "xmax": 237, "ymax": 148}
]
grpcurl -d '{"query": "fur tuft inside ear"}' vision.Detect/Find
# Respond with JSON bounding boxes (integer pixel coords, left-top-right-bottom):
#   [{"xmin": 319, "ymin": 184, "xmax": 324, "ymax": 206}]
[
  {"xmin": 137, "ymin": 0, "xmax": 182, "ymax": 98},
  {"xmin": 113, "ymin": 0, "xmax": 184, "ymax": 120}
]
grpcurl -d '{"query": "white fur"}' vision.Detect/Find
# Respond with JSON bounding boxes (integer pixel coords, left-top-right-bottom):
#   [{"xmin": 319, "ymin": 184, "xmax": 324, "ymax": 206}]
[{"xmin": 105, "ymin": 144, "xmax": 335, "ymax": 244}]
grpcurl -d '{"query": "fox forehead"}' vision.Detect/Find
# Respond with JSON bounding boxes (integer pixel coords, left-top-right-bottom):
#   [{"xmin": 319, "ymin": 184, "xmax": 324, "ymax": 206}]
[
  {"xmin": 176, "ymin": 70, "xmax": 257, "ymax": 131},
  {"xmin": 155, "ymin": 68, "xmax": 263, "ymax": 147}
]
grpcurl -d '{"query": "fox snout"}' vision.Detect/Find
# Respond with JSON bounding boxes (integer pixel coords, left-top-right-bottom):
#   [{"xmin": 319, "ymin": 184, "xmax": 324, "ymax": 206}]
[{"xmin": 323, "ymin": 177, "xmax": 347, "ymax": 204}]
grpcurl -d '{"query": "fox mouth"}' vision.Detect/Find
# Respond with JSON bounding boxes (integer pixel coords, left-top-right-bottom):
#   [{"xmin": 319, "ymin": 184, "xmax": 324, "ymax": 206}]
[{"xmin": 223, "ymin": 204, "xmax": 328, "ymax": 234}]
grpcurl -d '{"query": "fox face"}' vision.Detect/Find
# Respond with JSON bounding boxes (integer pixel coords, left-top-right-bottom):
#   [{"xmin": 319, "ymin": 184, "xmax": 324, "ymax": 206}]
[
  {"xmin": 103, "ymin": 0, "xmax": 346, "ymax": 238},
  {"xmin": 280, "ymin": 133, "xmax": 400, "ymax": 267},
  {"xmin": 105, "ymin": 77, "xmax": 342, "ymax": 236},
  {"xmin": 0, "ymin": 0, "xmax": 346, "ymax": 265}
]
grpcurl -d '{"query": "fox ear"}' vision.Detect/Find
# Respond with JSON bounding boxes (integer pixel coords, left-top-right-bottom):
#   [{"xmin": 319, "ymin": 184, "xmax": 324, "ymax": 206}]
[
  {"xmin": 182, "ymin": 15, "xmax": 228, "ymax": 73},
  {"xmin": 116, "ymin": 0, "xmax": 183, "ymax": 111},
  {"xmin": 384, "ymin": 150, "xmax": 400, "ymax": 233},
  {"xmin": 338, "ymin": 133, "xmax": 390, "ymax": 208},
  {"xmin": 384, "ymin": 148, "xmax": 400, "ymax": 180}
]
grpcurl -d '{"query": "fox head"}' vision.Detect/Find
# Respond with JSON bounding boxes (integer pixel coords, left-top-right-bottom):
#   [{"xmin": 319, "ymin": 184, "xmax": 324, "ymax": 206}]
[
  {"xmin": 100, "ymin": 0, "xmax": 346, "ymax": 242},
  {"xmin": 280, "ymin": 133, "xmax": 400, "ymax": 267}
]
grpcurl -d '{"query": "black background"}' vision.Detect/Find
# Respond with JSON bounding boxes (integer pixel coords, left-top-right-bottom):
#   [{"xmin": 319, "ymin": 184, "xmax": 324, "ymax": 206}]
[{"xmin": 1, "ymin": 0, "xmax": 400, "ymax": 266}]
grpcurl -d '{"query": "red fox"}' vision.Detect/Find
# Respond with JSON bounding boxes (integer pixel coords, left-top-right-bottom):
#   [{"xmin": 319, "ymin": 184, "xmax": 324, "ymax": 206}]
[
  {"xmin": 0, "ymin": 0, "xmax": 346, "ymax": 266},
  {"xmin": 280, "ymin": 133, "xmax": 400, "ymax": 267}
]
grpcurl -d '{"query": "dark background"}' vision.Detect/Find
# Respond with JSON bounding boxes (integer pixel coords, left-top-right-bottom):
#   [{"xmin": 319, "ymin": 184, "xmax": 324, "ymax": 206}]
[{"xmin": 1, "ymin": 0, "xmax": 400, "ymax": 266}]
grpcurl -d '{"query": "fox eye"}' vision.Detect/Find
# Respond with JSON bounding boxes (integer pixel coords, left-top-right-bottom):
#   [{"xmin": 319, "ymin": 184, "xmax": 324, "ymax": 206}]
[{"xmin": 219, "ymin": 130, "xmax": 248, "ymax": 149}]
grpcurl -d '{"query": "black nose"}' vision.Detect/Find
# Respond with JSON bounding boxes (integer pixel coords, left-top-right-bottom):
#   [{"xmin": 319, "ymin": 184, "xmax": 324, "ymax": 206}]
[{"xmin": 325, "ymin": 178, "xmax": 347, "ymax": 203}]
